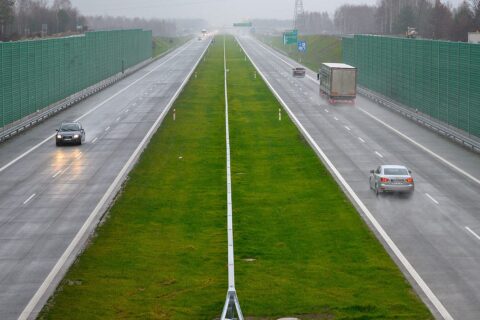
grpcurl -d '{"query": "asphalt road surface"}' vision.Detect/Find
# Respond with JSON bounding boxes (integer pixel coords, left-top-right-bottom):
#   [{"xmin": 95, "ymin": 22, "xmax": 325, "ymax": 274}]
[
  {"xmin": 238, "ymin": 35, "xmax": 480, "ymax": 320},
  {"xmin": 0, "ymin": 37, "xmax": 210, "ymax": 320}
]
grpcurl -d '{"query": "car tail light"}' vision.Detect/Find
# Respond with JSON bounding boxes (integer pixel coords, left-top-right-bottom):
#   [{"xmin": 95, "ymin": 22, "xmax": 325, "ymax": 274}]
[
  {"xmin": 406, "ymin": 177, "xmax": 414, "ymax": 183},
  {"xmin": 380, "ymin": 177, "xmax": 390, "ymax": 183}
]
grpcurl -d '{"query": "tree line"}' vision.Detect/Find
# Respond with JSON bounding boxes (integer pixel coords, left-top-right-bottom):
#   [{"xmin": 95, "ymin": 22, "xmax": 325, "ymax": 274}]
[
  {"xmin": 292, "ymin": 0, "xmax": 480, "ymax": 41},
  {"xmin": 0, "ymin": 0, "xmax": 202, "ymax": 41}
]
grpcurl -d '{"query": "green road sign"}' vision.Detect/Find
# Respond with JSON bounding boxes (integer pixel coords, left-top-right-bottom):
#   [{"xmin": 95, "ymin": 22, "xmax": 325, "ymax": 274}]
[
  {"xmin": 233, "ymin": 22, "xmax": 253, "ymax": 27},
  {"xmin": 283, "ymin": 29, "xmax": 298, "ymax": 45}
]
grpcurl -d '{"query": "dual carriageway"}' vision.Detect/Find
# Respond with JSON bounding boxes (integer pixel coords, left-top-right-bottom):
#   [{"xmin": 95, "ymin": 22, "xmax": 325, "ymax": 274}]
[{"xmin": 0, "ymin": 34, "xmax": 479, "ymax": 319}]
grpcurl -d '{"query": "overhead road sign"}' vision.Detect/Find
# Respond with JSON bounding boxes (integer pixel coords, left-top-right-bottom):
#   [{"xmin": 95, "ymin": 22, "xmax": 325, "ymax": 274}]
[
  {"xmin": 233, "ymin": 22, "xmax": 252, "ymax": 27},
  {"xmin": 283, "ymin": 29, "xmax": 298, "ymax": 45}
]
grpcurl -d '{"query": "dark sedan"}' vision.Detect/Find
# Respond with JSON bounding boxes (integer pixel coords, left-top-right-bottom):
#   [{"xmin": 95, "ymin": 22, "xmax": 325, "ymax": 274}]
[{"xmin": 56, "ymin": 122, "xmax": 85, "ymax": 146}]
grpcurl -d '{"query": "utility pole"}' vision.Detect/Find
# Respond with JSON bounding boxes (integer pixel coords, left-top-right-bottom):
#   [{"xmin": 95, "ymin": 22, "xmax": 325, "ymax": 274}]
[{"xmin": 293, "ymin": 0, "xmax": 305, "ymax": 31}]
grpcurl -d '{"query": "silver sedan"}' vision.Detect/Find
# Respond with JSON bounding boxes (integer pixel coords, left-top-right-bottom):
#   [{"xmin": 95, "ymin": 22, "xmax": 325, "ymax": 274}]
[{"xmin": 369, "ymin": 165, "xmax": 414, "ymax": 195}]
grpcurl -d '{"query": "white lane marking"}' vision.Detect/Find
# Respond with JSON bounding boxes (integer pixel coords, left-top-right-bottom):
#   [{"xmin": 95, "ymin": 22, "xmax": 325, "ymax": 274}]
[
  {"xmin": 375, "ymin": 151, "xmax": 384, "ymax": 158},
  {"xmin": 125, "ymin": 109, "xmax": 130, "ymax": 113},
  {"xmin": 19, "ymin": 37, "xmax": 211, "ymax": 320},
  {"xmin": 358, "ymin": 137, "xmax": 366, "ymax": 143},
  {"xmin": 358, "ymin": 108, "xmax": 480, "ymax": 186},
  {"xmin": 238, "ymin": 37, "xmax": 454, "ymax": 320},
  {"xmin": 256, "ymin": 38, "xmax": 479, "ymax": 188},
  {"xmin": 334, "ymin": 117, "xmax": 339, "ymax": 121},
  {"xmin": 23, "ymin": 194, "xmax": 36, "ymax": 205},
  {"xmin": 324, "ymin": 109, "xmax": 329, "ymax": 113},
  {"xmin": 257, "ymin": 39, "xmax": 480, "ymax": 188},
  {"xmin": 52, "ymin": 171, "xmax": 62, "ymax": 178},
  {"xmin": 92, "ymin": 137, "xmax": 98, "ymax": 144},
  {"xmin": 116, "ymin": 117, "xmax": 121, "ymax": 122},
  {"xmin": 345, "ymin": 126, "xmax": 351, "ymax": 131},
  {"xmin": 466, "ymin": 227, "xmax": 480, "ymax": 241},
  {"xmin": 105, "ymin": 126, "xmax": 110, "ymax": 132},
  {"xmin": 425, "ymin": 193, "xmax": 439, "ymax": 205},
  {"xmin": 75, "ymin": 152, "xmax": 83, "ymax": 159},
  {"xmin": 0, "ymin": 40, "xmax": 195, "ymax": 175}
]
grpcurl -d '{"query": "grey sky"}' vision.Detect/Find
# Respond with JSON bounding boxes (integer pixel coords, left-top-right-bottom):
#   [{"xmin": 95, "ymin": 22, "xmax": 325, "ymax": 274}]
[{"xmin": 70, "ymin": 0, "xmax": 464, "ymax": 25}]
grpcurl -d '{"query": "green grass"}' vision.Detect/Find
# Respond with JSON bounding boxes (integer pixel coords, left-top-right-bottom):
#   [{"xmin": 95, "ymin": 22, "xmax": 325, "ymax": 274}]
[
  {"xmin": 153, "ymin": 36, "xmax": 191, "ymax": 57},
  {"xmin": 227, "ymin": 36, "xmax": 431, "ymax": 319},
  {"xmin": 257, "ymin": 34, "xmax": 342, "ymax": 71},
  {"xmin": 39, "ymin": 36, "xmax": 432, "ymax": 319},
  {"xmin": 40, "ymin": 38, "xmax": 227, "ymax": 320}
]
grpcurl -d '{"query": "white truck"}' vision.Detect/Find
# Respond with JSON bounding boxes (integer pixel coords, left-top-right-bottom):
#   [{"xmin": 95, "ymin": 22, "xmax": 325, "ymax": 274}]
[{"xmin": 319, "ymin": 63, "xmax": 357, "ymax": 104}]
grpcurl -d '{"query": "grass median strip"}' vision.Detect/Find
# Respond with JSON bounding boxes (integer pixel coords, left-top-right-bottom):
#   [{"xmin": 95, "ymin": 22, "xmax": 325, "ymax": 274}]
[
  {"xmin": 227, "ymin": 37, "xmax": 431, "ymax": 318},
  {"xmin": 40, "ymin": 39, "xmax": 227, "ymax": 319},
  {"xmin": 40, "ymin": 36, "xmax": 431, "ymax": 320}
]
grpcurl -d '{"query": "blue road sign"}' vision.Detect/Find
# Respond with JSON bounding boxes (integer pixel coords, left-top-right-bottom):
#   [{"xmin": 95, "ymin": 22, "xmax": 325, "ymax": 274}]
[{"xmin": 298, "ymin": 40, "xmax": 307, "ymax": 52}]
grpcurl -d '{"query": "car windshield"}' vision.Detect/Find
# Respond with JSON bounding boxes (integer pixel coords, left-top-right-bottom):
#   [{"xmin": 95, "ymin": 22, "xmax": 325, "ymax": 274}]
[
  {"xmin": 384, "ymin": 168, "xmax": 409, "ymax": 175},
  {"xmin": 60, "ymin": 123, "xmax": 80, "ymax": 131}
]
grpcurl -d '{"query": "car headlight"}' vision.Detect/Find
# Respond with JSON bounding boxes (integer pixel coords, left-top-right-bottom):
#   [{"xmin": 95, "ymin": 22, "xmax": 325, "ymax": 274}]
[
  {"xmin": 73, "ymin": 134, "xmax": 79, "ymax": 139},
  {"xmin": 57, "ymin": 135, "xmax": 62, "ymax": 139}
]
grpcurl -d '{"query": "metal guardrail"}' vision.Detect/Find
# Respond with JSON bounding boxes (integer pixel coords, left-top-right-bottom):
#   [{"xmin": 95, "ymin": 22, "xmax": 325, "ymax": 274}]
[
  {"xmin": 0, "ymin": 43, "xmax": 183, "ymax": 144},
  {"xmin": 358, "ymin": 87, "xmax": 480, "ymax": 154}
]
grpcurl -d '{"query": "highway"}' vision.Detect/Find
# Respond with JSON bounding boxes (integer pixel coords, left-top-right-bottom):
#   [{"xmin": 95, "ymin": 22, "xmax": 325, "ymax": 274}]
[
  {"xmin": 0, "ymin": 37, "xmax": 210, "ymax": 320},
  {"xmin": 238, "ymin": 35, "xmax": 480, "ymax": 320}
]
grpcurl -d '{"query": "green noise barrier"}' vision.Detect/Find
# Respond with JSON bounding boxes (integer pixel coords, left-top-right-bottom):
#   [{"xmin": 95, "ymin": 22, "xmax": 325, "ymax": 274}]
[
  {"xmin": 0, "ymin": 29, "xmax": 152, "ymax": 128},
  {"xmin": 343, "ymin": 35, "xmax": 480, "ymax": 138}
]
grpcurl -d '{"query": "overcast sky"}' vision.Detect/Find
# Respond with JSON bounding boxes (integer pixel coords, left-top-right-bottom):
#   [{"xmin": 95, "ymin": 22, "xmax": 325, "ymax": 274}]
[{"xmin": 70, "ymin": 0, "xmax": 464, "ymax": 25}]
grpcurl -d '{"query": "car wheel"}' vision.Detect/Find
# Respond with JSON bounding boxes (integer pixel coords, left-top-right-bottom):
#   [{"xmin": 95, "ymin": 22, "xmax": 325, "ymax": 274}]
[{"xmin": 375, "ymin": 184, "xmax": 379, "ymax": 196}]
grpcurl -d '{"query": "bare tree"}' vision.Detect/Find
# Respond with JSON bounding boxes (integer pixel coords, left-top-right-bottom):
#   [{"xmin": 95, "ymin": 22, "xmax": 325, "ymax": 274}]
[
  {"xmin": 430, "ymin": 0, "xmax": 453, "ymax": 39},
  {"xmin": 0, "ymin": 0, "xmax": 15, "ymax": 39},
  {"xmin": 453, "ymin": 1, "xmax": 474, "ymax": 41},
  {"xmin": 334, "ymin": 4, "xmax": 377, "ymax": 34}
]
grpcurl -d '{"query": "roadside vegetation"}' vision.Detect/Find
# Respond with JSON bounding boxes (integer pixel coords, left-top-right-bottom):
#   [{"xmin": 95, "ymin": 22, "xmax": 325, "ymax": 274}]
[
  {"xmin": 257, "ymin": 34, "xmax": 342, "ymax": 72},
  {"xmin": 39, "ymin": 36, "xmax": 431, "ymax": 319},
  {"xmin": 40, "ymin": 38, "xmax": 227, "ymax": 319},
  {"xmin": 153, "ymin": 36, "xmax": 191, "ymax": 57},
  {"xmin": 226, "ymin": 37, "xmax": 431, "ymax": 319}
]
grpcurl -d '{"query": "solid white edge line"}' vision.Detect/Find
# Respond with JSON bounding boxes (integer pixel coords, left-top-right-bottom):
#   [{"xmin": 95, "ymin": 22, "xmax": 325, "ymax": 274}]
[
  {"xmin": 18, "ymin": 38, "xmax": 211, "ymax": 320},
  {"xmin": 237, "ymin": 36, "xmax": 454, "ymax": 320},
  {"xmin": 465, "ymin": 227, "xmax": 480, "ymax": 241},
  {"xmin": 0, "ymin": 40, "xmax": 195, "ymax": 175},
  {"xmin": 357, "ymin": 108, "xmax": 480, "ymax": 186},
  {"xmin": 23, "ymin": 194, "xmax": 36, "ymax": 205},
  {"xmin": 425, "ymin": 193, "xmax": 439, "ymax": 205},
  {"xmin": 255, "ymin": 37, "xmax": 480, "ymax": 187}
]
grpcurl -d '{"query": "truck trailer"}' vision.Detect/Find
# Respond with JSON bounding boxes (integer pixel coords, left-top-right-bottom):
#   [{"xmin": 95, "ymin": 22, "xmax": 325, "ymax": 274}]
[{"xmin": 319, "ymin": 63, "xmax": 357, "ymax": 104}]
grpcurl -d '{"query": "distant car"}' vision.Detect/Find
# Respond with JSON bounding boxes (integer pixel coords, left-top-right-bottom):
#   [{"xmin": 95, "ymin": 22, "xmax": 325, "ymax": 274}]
[
  {"xmin": 292, "ymin": 67, "xmax": 306, "ymax": 78},
  {"xmin": 56, "ymin": 122, "xmax": 85, "ymax": 146},
  {"xmin": 369, "ymin": 165, "xmax": 414, "ymax": 195}
]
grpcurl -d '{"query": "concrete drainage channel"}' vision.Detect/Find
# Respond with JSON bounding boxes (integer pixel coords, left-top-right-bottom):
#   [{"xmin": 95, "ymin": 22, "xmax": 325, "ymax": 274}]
[{"xmin": 0, "ymin": 41, "xmax": 188, "ymax": 144}]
